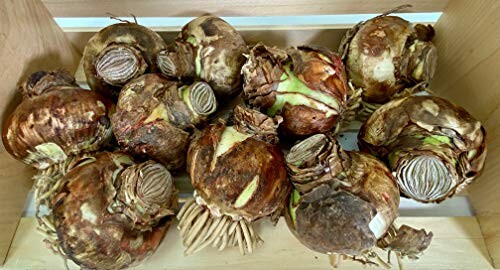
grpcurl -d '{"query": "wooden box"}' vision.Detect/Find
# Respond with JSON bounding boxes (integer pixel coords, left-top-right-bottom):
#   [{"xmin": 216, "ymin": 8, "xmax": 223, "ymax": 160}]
[{"xmin": 0, "ymin": 1, "xmax": 498, "ymax": 269}]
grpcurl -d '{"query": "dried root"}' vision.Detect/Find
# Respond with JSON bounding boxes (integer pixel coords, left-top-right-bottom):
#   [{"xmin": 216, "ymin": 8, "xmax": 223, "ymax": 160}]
[
  {"xmin": 328, "ymin": 250, "xmax": 392, "ymax": 269},
  {"xmin": 34, "ymin": 153, "xmax": 96, "ymax": 211},
  {"xmin": 328, "ymin": 254, "xmax": 342, "ymax": 268},
  {"xmin": 177, "ymin": 198, "xmax": 263, "ymax": 255},
  {"xmin": 33, "ymin": 153, "xmax": 97, "ymax": 268}
]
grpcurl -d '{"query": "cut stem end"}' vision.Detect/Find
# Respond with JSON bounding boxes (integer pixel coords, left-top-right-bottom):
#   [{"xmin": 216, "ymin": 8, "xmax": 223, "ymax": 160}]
[
  {"xmin": 96, "ymin": 45, "xmax": 145, "ymax": 86},
  {"xmin": 157, "ymin": 51, "xmax": 177, "ymax": 77},
  {"xmin": 397, "ymin": 155, "xmax": 457, "ymax": 202},
  {"xmin": 189, "ymin": 82, "xmax": 217, "ymax": 116}
]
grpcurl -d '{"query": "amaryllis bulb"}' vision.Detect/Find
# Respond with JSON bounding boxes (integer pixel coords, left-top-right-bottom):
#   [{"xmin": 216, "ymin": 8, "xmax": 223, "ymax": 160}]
[
  {"xmin": 112, "ymin": 74, "xmax": 217, "ymax": 170},
  {"xmin": 177, "ymin": 105, "xmax": 290, "ymax": 255},
  {"xmin": 52, "ymin": 152, "xmax": 177, "ymax": 270},
  {"xmin": 358, "ymin": 96, "xmax": 487, "ymax": 203},
  {"xmin": 84, "ymin": 23, "xmax": 167, "ymax": 99},
  {"xmin": 2, "ymin": 70, "xmax": 113, "ymax": 170},
  {"xmin": 157, "ymin": 15, "xmax": 248, "ymax": 98},
  {"xmin": 284, "ymin": 134, "xmax": 402, "ymax": 264},
  {"xmin": 242, "ymin": 44, "xmax": 352, "ymax": 137},
  {"xmin": 339, "ymin": 14, "xmax": 437, "ymax": 110}
]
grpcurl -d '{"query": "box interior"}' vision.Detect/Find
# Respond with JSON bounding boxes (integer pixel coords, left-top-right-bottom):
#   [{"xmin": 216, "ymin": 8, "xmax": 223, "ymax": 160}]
[{"xmin": 0, "ymin": 0, "xmax": 499, "ymax": 269}]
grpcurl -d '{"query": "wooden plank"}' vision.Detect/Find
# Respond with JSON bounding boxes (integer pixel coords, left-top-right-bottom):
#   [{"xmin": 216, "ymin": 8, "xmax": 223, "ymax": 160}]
[
  {"xmin": 2, "ymin": 217, "xmax": 493, "ymax": 270},
  {"xmin": 430, "ymin": 0, "xmax": 500, "ymax": 268},
  {"xmin": 477, "ymin": 215, "xmax": 500, "ymax": 270},
  {"xmin": 0, "ymin": 0, "xmax": 80, "ymax": 265},
  {"xmin": 0, "ymin": 155, "xmax": 33, "ymax": 266},
  {"xmin": 41, "ymin": 0, "xmax": 449, "ymax": 17}
]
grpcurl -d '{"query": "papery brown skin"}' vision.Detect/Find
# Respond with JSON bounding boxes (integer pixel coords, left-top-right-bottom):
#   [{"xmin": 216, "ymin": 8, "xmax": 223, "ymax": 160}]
[
  {"xmin": 379, "ymin": 225, "xmax": 433, "ymax": 258},
  {"xmin": 19, "ymin": 69, "xmax": 77, "ymax": 98},
  {"xmin": 242, "ymin": 44, "xmax": 348, "ymax": 137},
  {"xmin": 187, "ymin": 120, "xmax": 290, "ymax": 221},
  {"xmin": 52, "ymin": 152, "xmax": 172, "ymax": 270},
  {"xmin": 161, "ymin": 15, "xmax": 247, "ymax": 97},
  {"xmin": 83, "ymin": 23, "xmax": 166, "ymax": 98},
  {"xmin": 285, "ymin": 136, "xmax": 399, "ymax": 256},
  {"xmin": 358, "ymin": 96, "xmax": 487, "ymax": 202},
  {"xmin": 342, "ymin": 16, "xmax": 437, "ymax": 104},
  {"xmin": 3, "ymin": 78, "xmax": 112, "ymax": 169},
  {"xmin": 112, "ymin": 74, "xmax": 202, "ymax": 170},
  {"xmin": 232, "ymin": 105, "xmax": 282, "ymax": 144}
]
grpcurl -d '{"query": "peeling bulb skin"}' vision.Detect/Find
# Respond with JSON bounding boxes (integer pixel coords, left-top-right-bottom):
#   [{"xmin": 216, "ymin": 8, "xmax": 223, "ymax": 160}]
[
  {"xmin": 112, "ymin": 74, "xmax": 217, "ymax": 170},
  {"xmin": 242, "ymin": 44, "xmax": 349, "ymax": 137},
  {"xmin": 284, "ymin": 135, "xmax": 400, "ymax": 257},
  {"xmin": 178, "ymin": 106, "xmax": 290, "ymax": 255},
  {"xmin": 18, "ymin": 69, "xmax": 77, "ymax": 98},
  {"xmin": 83, "ymin": 23, "xmax": 167, "ymax": 99},
  {"xmin": 2, "ymin": 71, "xmax": 113, "ymax": 169},
  {"xmin": 52, "ymin": 152, "xmax": 177, "ymax": 270},
  {"xmin": 340, "ymin": 15, "xmax": 438, "ymax": 105},
  {"xmin": 158, "ymin": 15, "xmax": 248, "ymax": 98},
  {"xmin": 358, "ymin": 96, "xmax": 487, "ymax": 203},
  {"xmin": 378, "ymin": 224, "xmax": 433, "ymax": 259}
]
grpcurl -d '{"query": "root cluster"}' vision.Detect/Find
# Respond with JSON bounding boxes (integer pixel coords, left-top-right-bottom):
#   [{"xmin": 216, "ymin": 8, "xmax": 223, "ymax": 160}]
[{"xmin": 177, "ymin": 198, "xmax": 263, "ymax": 256}]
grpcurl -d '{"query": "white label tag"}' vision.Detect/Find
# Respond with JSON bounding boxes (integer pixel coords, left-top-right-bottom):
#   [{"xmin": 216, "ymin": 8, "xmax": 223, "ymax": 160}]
[{"xmin": 368, "ymin": 212, "xmax": 387, "ymax": 239}]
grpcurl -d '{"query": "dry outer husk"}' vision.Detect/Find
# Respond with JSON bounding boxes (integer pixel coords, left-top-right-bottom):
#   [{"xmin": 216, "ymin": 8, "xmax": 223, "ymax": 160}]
[
  {"xmin": 285, "ymin": 134, "xmax": 433, "ymax": 268},
  {"xmin": 177, "ymin": 106, "xmax": 290, "ymax": 255},
  {"xmin": 2, "ymin": 70, "xmax": 113, "ymax": 170},
  {"xmin": 339, "ymin": 8, "xmax": 437, "ymax": 120},
  {"xmin": 50, "ymin": 152, "xmax": 177, "ymax": 270},
  {"xmin": 112, "ymin": 73, "xmax": 217, "ymax": 170},
  {"xmin": 358, "ymin": 96, "xmax": 487, "ymax": 203},
  {"xmin": 242, "ymin": 43, "xmax": 360, "ymax": 137},
  {"xmin": 157, "ymin": 15, "xmax": 247, "ymax": 98},
  {"xmin": 83, "ymin": 22, "xmax": 167, "ymax": 99}
]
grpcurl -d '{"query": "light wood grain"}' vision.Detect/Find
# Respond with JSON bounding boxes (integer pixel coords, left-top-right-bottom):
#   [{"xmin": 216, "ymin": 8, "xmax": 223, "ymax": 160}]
[
  {"xmin": 477, "ymin": 215, "xmax": 500, "ymax": 269},
  {"xmin": 41, "ymin": 0, "xmax": 449, "ymax": 17},
  {"xmin": 0, "ymin": 154, "xmax": 33, "ymax": 266},
  {"xmin": 0, "ymin": 0, "xmax": 80, "ymax": 265},
  {"xmin": 2, "ymin": 217, "xmax": 493, "ymax": 270},
  {"xmin": 430, "ymin": 0, "xmax": 500, "ymax": 268}
]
